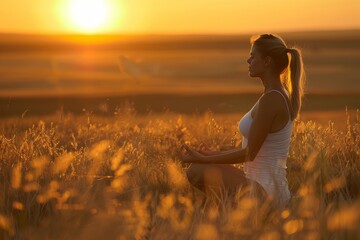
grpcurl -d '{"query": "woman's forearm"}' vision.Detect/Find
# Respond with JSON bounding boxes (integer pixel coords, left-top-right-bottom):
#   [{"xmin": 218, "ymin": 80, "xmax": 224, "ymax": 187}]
[
  {"xmin": 201, "ymin": 147, "xmax": 248, "ymax": 164},
  {"xmin": 201, "ymin": 148, "xmax": 238, "ymax": 156}
]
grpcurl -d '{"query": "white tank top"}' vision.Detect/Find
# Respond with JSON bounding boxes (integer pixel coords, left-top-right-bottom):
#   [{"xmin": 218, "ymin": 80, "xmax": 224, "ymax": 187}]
[{"xmin": 238, "ymin": 90, "xmax": 293, "ymax": 206}]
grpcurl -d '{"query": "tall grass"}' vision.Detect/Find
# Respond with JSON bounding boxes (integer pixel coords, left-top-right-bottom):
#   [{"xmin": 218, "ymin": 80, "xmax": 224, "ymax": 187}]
[{"xmin": 0, "ymin": 108, "xmax": 359, "ymax": 239}]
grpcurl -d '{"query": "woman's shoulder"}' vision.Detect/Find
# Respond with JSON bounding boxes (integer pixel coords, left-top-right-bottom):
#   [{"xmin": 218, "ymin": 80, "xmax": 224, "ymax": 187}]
[
  {"xmin": 258, "ymin": 90, "xmax": 293, "ymax": 122},
  {"xmin": 257, "ymin": 91, "xmax": 291, "ymax": 117},
  {"xmin": 252, "ymin": 92, "xmax": 281, "ymax": 120}
]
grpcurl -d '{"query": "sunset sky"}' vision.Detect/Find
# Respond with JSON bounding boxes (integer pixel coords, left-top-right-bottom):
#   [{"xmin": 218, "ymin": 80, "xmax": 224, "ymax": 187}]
[{"xmin": 0, "ymin": 0, "xmax": 359, "ymax": 34}]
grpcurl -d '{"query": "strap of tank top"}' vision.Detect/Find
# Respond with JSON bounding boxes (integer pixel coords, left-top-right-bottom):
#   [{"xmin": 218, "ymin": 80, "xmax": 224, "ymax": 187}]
[{"xmin": 265, "ymin": 90, "xmax": 291, "ymax": 119}]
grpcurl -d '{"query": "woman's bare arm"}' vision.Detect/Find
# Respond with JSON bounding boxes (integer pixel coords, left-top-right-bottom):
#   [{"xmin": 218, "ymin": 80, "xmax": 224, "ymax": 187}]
[
  {"xmin": 200, "ymin": 148, "xmax": 240, "ymax": 156},
  {"xmin": 182, "ymin": 144, "xmax": 248, "ymax": 164},
  {"xmin": 246, "ymin": 92, "xmax": 282, "ymax": 161}
]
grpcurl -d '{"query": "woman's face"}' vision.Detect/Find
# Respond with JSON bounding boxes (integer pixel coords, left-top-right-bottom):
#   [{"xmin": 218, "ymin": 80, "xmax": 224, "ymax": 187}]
[{"xmin": 247, "ymin": 45, "xmax": 266, "ymax": 78}]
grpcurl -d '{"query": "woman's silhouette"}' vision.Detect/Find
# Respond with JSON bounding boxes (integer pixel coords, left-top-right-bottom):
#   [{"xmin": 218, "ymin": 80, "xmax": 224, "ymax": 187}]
[{"xmin": 182, "ymin": 34, "xmax": 305, "ymax": 206}]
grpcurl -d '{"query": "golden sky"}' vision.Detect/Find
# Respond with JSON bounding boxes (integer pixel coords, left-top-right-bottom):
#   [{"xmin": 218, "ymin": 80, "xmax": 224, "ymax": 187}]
[{"xmin": 0, "ymin": 0, "xmax": 359, "ymax": 34}]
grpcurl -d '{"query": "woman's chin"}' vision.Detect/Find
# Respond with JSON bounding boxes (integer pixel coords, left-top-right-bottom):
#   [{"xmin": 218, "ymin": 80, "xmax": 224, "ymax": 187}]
[{"xmin": 248, "ymin": 71, "xmax": 260, "ymax": 78}]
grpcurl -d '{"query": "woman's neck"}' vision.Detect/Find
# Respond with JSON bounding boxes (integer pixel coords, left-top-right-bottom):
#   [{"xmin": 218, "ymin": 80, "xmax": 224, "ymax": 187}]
[{"xmin": 261, "ymin": 73, "xmax": 283, "ymax": 93}]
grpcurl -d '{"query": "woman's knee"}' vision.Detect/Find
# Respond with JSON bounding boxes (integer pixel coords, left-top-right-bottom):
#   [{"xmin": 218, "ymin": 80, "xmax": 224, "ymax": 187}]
[
  {"xmin": 186, "ymin": 164, "xmax": 224, "ymax": 188},
  {"xmin": 186, "ymin": 164, "xmax": 204, "ymax": 185}
]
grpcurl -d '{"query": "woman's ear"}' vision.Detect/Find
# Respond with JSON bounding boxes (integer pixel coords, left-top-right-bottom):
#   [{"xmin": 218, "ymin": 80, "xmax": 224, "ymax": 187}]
[{"xmin": 264, "ymin": 56, "xmax": 272, "ymax": 68}]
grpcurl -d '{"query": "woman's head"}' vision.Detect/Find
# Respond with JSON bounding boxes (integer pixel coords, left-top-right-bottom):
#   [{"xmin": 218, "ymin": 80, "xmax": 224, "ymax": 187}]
[
  {"xmin": 250, "ymin": 34, "xmax": 289, "ymax": 76},
  {"xmin": 249, "ymin": 34, "xmax": 306, "ymax": 120}
]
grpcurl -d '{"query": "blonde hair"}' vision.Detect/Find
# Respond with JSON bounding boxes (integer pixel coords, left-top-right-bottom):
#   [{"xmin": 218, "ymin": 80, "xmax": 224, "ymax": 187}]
[{"xmin": 250, "ymin": 34, "xmax": 306, "ymax": 120}]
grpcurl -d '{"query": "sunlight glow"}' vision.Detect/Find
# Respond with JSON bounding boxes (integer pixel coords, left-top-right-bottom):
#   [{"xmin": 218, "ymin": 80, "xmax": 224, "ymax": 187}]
[{"xmin": 68, "ymin": 0, "xmax": 111, "ymax": 33}]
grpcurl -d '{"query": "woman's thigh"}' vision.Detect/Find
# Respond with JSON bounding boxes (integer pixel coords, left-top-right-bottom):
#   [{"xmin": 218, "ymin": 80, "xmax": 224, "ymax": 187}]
[
  {"xmin": 186, "ymin": 163, "xmax": 267, "ymax": 201},
  {"xmin": 186, "ymin": 163, "xmax": 250, "ymax": 192}
]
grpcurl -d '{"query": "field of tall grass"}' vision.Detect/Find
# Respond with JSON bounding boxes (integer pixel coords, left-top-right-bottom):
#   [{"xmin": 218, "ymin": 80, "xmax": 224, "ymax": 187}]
[{"xmin": 0, "ymin": 107, "xmax": 359, "ymax": 239}]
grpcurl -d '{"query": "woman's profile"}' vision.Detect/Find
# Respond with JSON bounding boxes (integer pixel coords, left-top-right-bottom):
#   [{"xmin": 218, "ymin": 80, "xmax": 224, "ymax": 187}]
[{"xmin": 181, "ymin": 34, "xmax": 305, "ymax": 207}]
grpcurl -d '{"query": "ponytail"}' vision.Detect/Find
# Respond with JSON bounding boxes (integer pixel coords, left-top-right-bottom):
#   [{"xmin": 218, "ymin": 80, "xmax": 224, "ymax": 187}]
[{"xmin": 287, "ymin": 48, "xmax": 305, "ymax": 120}]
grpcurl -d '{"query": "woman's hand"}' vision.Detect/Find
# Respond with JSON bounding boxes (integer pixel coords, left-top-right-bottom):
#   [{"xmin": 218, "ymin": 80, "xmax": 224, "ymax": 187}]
[{"xmin": 181, "ymin": 144, "xmax": 206, "ymax": 163}]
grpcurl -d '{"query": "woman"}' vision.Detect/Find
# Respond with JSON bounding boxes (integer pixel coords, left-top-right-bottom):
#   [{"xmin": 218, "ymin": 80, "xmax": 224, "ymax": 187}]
[{"xmin": 181, "ymin": 34, "xmax": 305, "ymax": 206}]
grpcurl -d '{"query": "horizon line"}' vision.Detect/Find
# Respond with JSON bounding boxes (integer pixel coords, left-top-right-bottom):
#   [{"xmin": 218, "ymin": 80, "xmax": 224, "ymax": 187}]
[{"xmin": 1, "ymin": 27, "xmax": 360, "ymax": 37}]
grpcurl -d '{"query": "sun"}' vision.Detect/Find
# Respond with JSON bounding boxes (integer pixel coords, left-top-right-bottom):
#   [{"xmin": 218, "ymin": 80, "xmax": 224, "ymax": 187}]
[{"xmin": 68, "ymin": 0, "xmax": 110, "ymax": 33}]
